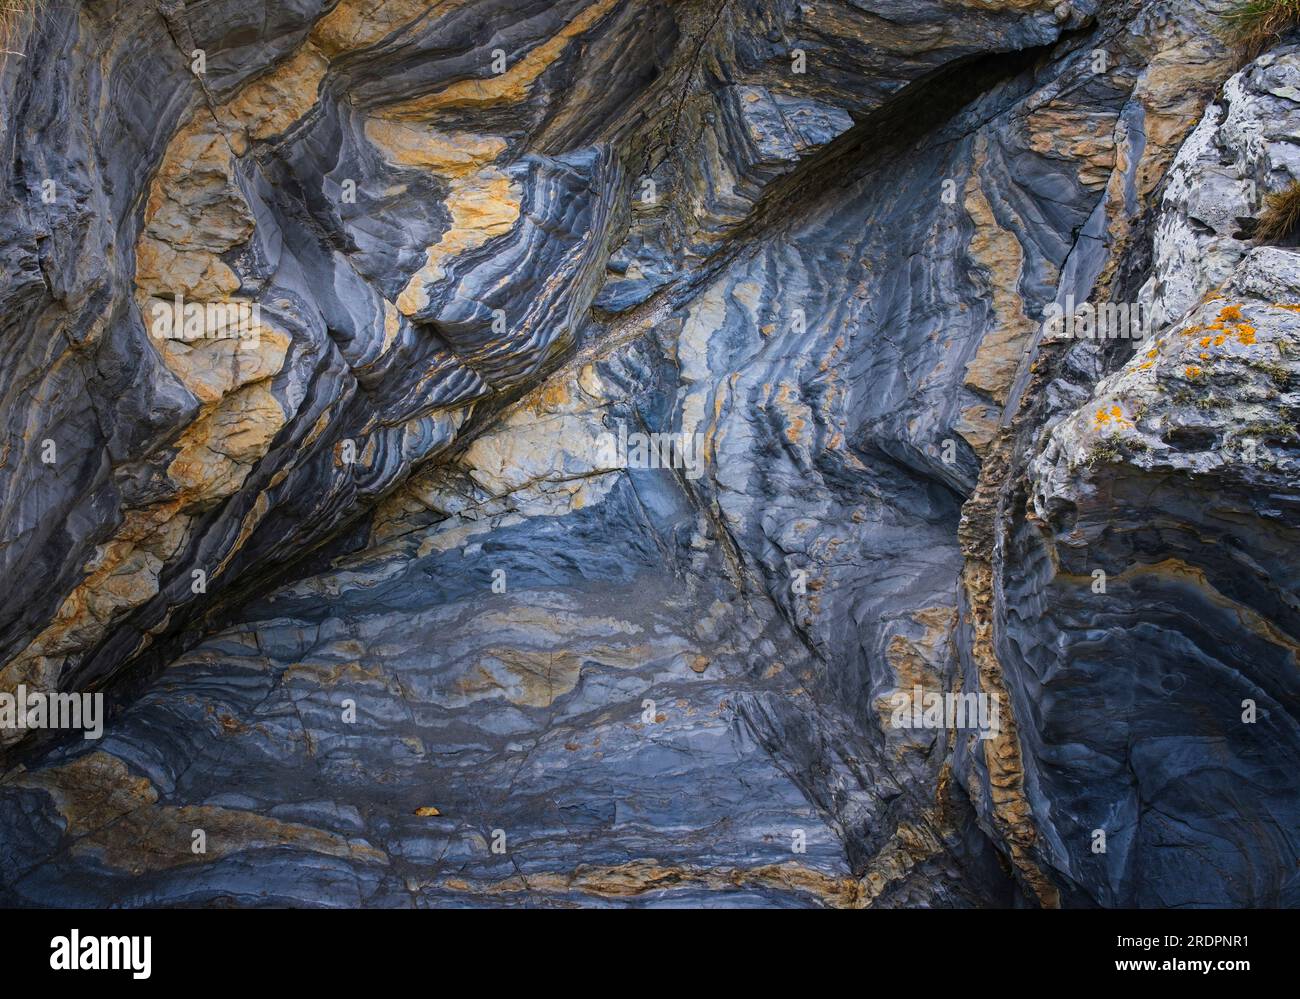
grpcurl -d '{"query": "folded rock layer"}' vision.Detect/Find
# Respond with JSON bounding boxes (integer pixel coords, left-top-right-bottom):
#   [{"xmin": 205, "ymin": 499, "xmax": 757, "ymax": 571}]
[{"xmin": 0, "ymin": 0, "xmax": 1295, "ymax": 907}]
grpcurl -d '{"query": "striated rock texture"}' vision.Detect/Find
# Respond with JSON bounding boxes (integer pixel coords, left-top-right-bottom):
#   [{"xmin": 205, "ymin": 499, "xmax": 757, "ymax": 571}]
[{"xmin": 0, "ymin": 0, "xmax": 1295, "ymax": 907}]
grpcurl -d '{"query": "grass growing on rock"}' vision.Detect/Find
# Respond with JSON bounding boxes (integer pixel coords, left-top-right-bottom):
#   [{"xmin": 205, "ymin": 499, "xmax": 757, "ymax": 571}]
[
  {"xmin": 1084, "ymin": 436, "xmax": 1149, "ymax": 469},
  {"xmin": 1256, "ymin": 181, "xmax": 1300, "ymax": 243},
  {"xmin": 1248, "ymin": 358, "xmax": 1293, "ymax": 388},
  {"xmin": 1, "ymin": 0, "xmax": 37, "ymax": 60},
  {"xmin": 1221, "ymin": 0, "xmax": 1300, "ymax": 59}
]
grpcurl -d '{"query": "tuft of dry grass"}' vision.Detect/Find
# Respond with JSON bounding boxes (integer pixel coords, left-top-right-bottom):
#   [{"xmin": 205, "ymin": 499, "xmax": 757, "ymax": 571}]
[
  {"xmin": 1220, "ymin": 0, "xmax": 1300, "ymax": 59},
  {"xmin": 1256, "ymin": 181, "xmax": 1300, "ymax": 243},
  {"xmin": 1, "ymin": 0, "xmax": 38, "ymax": 61}
]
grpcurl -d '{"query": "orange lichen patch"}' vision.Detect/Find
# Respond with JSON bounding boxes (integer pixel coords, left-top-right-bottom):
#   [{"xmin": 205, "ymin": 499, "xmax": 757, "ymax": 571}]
[
  {"xmin": 1194, "ymin": 315, "xmax": 1255, "ymax": 346},
  {"xmin": 1168, "ymin": 304, "xmax": 1261, "ymax": 380},
  {"xmin": 1272, "ymin": 302, "xmax": 1300, "ymax": 312},
  {"xmin": 7, "ymin": 752, "xmax": 388, "ymax": 872},
  {"xmin": 414, "ymin": 806, "xmax": 442, "ymax": 817},
  {"xmin": 1092, "ymin": 404, "xmax": 1133, "ymax": 430}
]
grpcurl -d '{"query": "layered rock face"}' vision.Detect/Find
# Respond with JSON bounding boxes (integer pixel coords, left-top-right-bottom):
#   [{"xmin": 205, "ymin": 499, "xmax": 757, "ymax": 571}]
[{"xmin": 0, "ymin": 0, "xmax": 1295, "ymax": 907}]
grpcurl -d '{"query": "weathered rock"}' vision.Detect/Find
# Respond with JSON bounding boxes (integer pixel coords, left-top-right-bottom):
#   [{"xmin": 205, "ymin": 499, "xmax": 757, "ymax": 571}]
[
  {"xmin": 1145, "ymin": 43, "xmax": 1300, "ymax": 329},
  {"xmin": 0, "ymin": 0, "xmax": 1295, "ymax": 908},
  {"xmin": 1011, "ymin": 247, "xmax": 1300, "ymax": 906}
]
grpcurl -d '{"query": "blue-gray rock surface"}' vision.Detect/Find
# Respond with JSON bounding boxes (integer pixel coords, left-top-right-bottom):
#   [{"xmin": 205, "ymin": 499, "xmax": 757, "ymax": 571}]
[{"xmin": 0, "ymin": 0, "xmax": 1295, "ymax": 908}]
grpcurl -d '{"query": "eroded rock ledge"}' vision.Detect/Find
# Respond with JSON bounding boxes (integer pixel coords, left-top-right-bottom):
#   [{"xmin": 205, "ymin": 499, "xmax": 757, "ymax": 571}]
[{"xmin": 0, "ymin": 0, "xmax": 1295, "ymax": 907}]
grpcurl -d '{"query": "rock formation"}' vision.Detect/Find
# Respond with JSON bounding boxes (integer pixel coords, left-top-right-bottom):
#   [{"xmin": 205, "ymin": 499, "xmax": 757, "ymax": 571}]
[{"xmin": 0, "ymin": 0, "xmax": 1295, "ymax": 907}]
